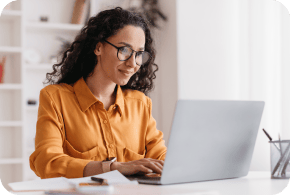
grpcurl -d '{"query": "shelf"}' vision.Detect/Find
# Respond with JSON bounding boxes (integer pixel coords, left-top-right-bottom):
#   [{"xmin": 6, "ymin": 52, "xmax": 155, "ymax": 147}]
[
  {"xmin": 25, "ymin": 106, "xmax": 38, "ymax": 111},
  {"xmin": 26, "ymin": 22, "xmax": 84, "ymax": 32},
  {"xmin": 0, "ymin": 84, "xmax": 22, "ymax": 90},
  {"xmin": 0, "ymin": 46, "xmax": 22, "ymax": 53},
  {"xmin": 25, "ymin": 63, "xmax": 54, "ymax": 70},
  {"xmin": 1, "ymin": 10, "xmax": 22, "ymax": 16},
  {"xmin": 0, "ymin": 158, "xmax": 23, "ymax": 165},
  {"xmin": 0, "ymin": 10, "xmax": 22, "ymax": 20},
  {"xmin": 0, "ymin": 121, "xmax": 23, "ymax": 127}
]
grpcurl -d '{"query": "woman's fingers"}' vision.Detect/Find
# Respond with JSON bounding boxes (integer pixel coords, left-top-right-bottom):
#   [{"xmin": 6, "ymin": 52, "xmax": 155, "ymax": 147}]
[
  {"xmin": 135, "ymin": 165, "xmax": 154, "ymax": 174},
  {"xmin": 140, "ymin": 158, "xmax": 164, "ymax": 171},
  {"xmin": 141, "ymin": 158, "xmax": 165, "ymax": 166},
  {"xmin": 114, "ymin": 162, "xmax": 153, "ymax": 176},
  {"xmin": 149, "ymin": 159, "xmax": 165, "ymax": 167},
  {"xmin": 142, "ymin": 161, "xmax": 162, "ymax": 174},
  {"xmin": 154, "ymin": 162, "xmax": 163, "ymax": 170},
  {"xmin": 115, "ymin": 158, "xmax": 165, "ymax": 176},
  {"xmin": 136, "ymin": 158, "xmax": 164, "ymax": 173}
]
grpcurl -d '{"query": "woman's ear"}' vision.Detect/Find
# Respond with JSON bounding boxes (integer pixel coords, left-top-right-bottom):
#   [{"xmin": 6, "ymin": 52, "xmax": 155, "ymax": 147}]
[{"xmin": 94, "ymin": 42, "xmax": 103, "ymax": 56}]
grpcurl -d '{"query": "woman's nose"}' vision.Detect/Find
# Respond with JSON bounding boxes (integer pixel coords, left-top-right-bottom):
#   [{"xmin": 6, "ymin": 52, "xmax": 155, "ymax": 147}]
[{"xmin": 126, "ymin": 52, "xmax": 137, "ymax": 67}]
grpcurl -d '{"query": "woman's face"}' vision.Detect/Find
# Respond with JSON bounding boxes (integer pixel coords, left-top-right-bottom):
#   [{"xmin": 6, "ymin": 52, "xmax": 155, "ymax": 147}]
[{"xmin": 95, "ymin": 25, "xmax": 146, "ymax": 86}]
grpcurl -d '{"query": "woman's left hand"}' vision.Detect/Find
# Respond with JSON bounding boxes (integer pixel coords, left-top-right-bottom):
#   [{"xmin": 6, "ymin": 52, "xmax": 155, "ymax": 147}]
[{"xmin": 111, "ymin": 158, "xmax": 164, "ymax": 176}]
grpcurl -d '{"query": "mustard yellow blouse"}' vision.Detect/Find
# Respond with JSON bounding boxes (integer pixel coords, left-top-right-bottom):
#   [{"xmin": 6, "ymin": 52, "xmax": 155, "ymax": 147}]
[{"xmin": 29, "ymin": 78, "xmax": 166, "ymax": 179}]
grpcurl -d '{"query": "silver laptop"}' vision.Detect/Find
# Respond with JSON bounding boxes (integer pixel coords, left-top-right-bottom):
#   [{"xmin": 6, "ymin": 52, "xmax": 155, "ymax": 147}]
[{"xmin": 127, "ymin": 100, "xmax": 265, "ymax": 185}]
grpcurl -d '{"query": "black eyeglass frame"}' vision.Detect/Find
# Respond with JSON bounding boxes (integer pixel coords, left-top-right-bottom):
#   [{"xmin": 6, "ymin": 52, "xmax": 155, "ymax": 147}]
[{"xmin": 103, "ymin": 40, "xmax": 151, "ymax": 66}]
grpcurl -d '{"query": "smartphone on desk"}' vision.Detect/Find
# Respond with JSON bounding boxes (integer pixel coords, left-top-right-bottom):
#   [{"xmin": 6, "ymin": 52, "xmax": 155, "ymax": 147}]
[{"xmin": 75, "ymin": 177, "xmax": 114, "ymax": 193}]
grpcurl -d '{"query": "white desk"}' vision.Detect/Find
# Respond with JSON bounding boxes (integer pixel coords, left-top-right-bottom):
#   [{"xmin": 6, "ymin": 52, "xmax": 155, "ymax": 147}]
[{"xmin": 11, "ymin": 172, "xmax": 290, "ymax": 195}]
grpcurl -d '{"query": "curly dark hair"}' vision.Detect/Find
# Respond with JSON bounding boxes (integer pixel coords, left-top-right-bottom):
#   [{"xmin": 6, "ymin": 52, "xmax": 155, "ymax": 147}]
[{"xmin": 45, "ymin": 7, "xmax": 158, "ymax": 95}]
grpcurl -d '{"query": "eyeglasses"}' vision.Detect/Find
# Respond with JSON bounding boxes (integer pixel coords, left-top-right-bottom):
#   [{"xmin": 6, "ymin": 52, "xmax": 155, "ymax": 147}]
[{"xmin": 104, "ymin": 40, "xmax": 151, "ymax": 66}]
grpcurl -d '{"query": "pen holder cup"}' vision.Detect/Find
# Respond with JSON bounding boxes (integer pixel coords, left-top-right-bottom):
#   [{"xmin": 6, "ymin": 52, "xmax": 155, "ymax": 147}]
[{"xmin": 270, "ymin": 140, "xmax": 290, "ymax": 179}]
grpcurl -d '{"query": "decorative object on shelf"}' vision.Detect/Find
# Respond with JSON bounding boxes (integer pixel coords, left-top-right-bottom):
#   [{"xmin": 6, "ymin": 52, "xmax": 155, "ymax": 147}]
[
  {"xmin": 126, "ymin": 0, "xmax": 167, "ymax": 28},
  {"xmin": 24, "ymin": 49, "xmax": 42, "ymax": 64},
  {"xmin": 27, "ymin": 99, "xmax": 37, "ymax": 105},
  {"xmin": 0, "ymin": 56, "xmax": 6, "ymax": 83},
  {"xmin": 40, "ymin": 16, "xmax": 48, "ymax": 22},
  {"xmin": 71, "ymin": 0, "xmax": 90, "ymax": 24},
  {"xmin": 98, "ymin": 0, "xmax": 167, "ymax": 28}
]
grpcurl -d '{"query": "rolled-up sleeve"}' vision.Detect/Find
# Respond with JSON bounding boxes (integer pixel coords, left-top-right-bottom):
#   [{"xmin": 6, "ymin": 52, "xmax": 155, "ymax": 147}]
[
  {"xmin": 29, "ymin": 89, "xmax": 92, "ymax": 179},
  {"xmin": 144, "ymin": 97, "xmax": 167, "ymax": 160}
]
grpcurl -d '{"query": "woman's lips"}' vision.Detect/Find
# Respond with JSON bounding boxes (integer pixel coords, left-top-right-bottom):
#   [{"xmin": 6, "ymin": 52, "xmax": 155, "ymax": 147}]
[{"xmin": 119, "ymin": 70, "xmax": 133, "ymax": 77}]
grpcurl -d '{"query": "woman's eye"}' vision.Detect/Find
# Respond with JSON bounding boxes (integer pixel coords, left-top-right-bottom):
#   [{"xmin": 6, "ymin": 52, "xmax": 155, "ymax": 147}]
[
  {"xmin": 119, "ymin": 47, "xmax": 130, "ymax": 54},
  {"xmin": 136, "ymin": 51, "xmax": 143, "ymax": 56}
]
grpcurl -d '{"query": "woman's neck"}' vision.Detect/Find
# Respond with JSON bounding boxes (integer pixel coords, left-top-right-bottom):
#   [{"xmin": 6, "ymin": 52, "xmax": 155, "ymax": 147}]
[{"xmin": 85, "ymin": 65, "xmax": 116, "ymax": 102}]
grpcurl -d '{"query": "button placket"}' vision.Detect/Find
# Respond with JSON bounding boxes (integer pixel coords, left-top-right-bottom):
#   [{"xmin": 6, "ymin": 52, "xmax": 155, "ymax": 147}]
[{"xmin": 97, "ymin": 110, "xmax": 116, "ymax": 157}]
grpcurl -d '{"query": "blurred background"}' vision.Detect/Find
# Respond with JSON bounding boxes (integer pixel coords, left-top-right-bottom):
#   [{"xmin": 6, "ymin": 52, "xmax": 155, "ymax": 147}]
[{"xmin": 0, "ymin": 0, "xmax": 290, "ymax": 190}]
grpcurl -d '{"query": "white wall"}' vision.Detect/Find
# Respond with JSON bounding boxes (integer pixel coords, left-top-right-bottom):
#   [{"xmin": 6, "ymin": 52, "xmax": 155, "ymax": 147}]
[
  {"xmin": 176, "ymin": 0, "xmax": 240, "ymax": 100},
  {"xmin": 175, "ymin": 0, "xmax": 269, "ymax": 171},
  {"xmin": 172, "ymin": 0, "xmax": 290, "ymax": 172}
]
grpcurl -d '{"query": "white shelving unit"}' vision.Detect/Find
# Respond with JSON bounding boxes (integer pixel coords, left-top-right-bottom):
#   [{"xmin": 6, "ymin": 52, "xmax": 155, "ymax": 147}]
[
  {"xmin": 25, "ymin": 63, "xmax": 54, "ymax": 70},
  {"xmin": 25, "ymin": 105, "xmax": 38, "ymax": 111},
  {"xmin": 26, "ymin": 22, "xmax": 84, "ymax": 31},
  {"xmin": 0, "ymin": 46, "xmax": 22, "ymax": 52},
  {"xmin": 0, "ymin": 84, "xmax": 22, "ymax": 89},
  {"xmin": 0, "ymin": 158, "xmax": 23, "ymax": 165},
  {"xmin": 0, "ymin": 121, "xmax": 23, "ymax": 127},
  {"xmin": 0, "ymin": 0, "xmax": 106, "ymax": 190},
  {"xmin": 0, "ymin": 0, "xmax": 23, "ymax": 190}
]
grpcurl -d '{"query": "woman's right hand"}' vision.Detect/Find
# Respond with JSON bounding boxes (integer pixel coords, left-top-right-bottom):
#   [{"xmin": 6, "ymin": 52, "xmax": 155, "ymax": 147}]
[{"xmin": 111, "ymin": 158, "xmax": 164, "ymax": 176}]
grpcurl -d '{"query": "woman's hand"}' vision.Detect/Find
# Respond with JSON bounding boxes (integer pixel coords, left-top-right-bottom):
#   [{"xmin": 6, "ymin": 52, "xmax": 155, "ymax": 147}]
[{"xmin": 111, "ymin": 158, "xmax": 164, "ymax": 176}]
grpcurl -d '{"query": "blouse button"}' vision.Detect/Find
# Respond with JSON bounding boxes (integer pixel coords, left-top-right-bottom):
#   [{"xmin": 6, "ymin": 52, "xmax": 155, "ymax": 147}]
[
  {"xmin": 113, "ymin": 106, "xmax": 116, "ymax": 109},
  {"xmin": 104, "ymin": 120, "xmax": 107, "ymax": 124},
  {"xmin": 109, "ymin": 144, "xmax": 114, "ymax": 148}
]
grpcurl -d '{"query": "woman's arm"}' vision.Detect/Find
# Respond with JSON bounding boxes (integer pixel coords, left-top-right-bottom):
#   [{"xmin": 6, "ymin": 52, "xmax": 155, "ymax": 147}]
[
  {"xmin": 144, "ymin": 97, "xmax": 167, "ymax": 160},
  {"xmin": 29, "ymin": 88, "xmax": 93, "ymax": 179},
  {"xmin": 83, "ymin": 158, "xmax": 164, "ymax": 177},
  {"xmin": 83, "ymin": 161, "xmax": 103, "ymax": 177}
]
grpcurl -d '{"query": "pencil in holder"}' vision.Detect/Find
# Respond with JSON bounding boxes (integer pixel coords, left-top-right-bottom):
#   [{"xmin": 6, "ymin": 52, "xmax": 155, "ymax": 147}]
[{"xmin": 270, "ymin": 140, "xmax": 290, "ymax": 179}]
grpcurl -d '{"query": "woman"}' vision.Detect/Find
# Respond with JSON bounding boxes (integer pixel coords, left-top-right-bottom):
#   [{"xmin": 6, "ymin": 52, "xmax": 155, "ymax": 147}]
[{"xmin": 29, "ymin": 7, "xmax": 167, "ymax": 179}]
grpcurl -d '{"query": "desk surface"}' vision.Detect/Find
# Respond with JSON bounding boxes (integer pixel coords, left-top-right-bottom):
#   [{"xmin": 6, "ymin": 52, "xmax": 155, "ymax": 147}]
[{"xmin": 11, "ymin": 172, "xmax": 290, "ymax": 195}]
